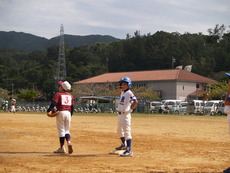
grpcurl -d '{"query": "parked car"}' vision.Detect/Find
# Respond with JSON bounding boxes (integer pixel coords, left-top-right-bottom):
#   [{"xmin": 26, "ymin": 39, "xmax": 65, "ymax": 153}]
[
  {"xmin": 173, "ymin": 102, "xmax": 188, "ymax": 114},
  {"xmin": 155, "ymin": 100, "xmax": 182, "ymax": 113},
  {"xmin": 203, "ymin": 100, "xmax": 222, "ymax": 115},
  {"xmin": 149, "ymin": 101, "xmax": 162, "ymax": 113}
]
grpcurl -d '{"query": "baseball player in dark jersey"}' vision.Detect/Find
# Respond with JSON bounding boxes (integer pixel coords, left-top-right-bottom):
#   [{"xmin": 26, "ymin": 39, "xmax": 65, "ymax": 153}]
[
  {"xmin": 47, "ymin": 81, "xmax": 74, "ymax": 154},
  {"xmin": 10, "ymin": 99, "xmax": 16, "ymax": 114}
]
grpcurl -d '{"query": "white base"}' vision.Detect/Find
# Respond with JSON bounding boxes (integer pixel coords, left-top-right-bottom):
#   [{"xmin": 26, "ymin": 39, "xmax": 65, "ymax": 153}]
[{"xmin": 109, "ymin": 150, "xmax": 125, "ymax": 155}]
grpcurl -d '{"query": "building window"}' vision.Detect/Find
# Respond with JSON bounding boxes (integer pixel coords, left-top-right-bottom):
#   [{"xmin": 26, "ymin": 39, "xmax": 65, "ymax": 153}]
[
  {"xmin": 203, "ymin": 85, "xmax": 209, "ymax": 91},
  {"xmin": 132, "ymin": 83, "xmax": 146, "ymax": 88},
  {"xmin": 183, "ymin": 86, "xmax": 184, "ymax": 90}
]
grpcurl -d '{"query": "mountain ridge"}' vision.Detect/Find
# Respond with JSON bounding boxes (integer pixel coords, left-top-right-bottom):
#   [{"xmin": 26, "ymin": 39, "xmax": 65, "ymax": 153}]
[{"xmin": 0, "ymin": 31, "xmax": 120, "ymax": 52}]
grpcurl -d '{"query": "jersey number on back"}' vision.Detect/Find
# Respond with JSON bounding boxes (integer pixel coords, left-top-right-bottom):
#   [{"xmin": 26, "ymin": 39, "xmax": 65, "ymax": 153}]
[{"xmin": 61, "ymin": 95, "xmax": 72, "ymax": 106}]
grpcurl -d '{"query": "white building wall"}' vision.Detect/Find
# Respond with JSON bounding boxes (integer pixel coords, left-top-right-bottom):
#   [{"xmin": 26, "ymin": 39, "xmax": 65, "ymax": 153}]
[
  {"xmin": 146, "ymin": 80, "xmax": 199, "ymax": 101},
  {"xmin": 132, "ymin": 79, "xmax": 209, "ymax": 101},
  {"xmin": 147, "ymin": 81, "xmax": 177, "ymax": 100},
  {"xmin": 176, "ymin": 81, "xmax": 197, "ymax": 101}
]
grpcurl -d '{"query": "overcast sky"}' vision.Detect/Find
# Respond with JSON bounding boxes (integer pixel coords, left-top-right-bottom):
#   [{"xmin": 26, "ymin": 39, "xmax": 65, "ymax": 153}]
[{"xmin": 0, "ymin": 0, "xmax": 229, "ymax": 39}]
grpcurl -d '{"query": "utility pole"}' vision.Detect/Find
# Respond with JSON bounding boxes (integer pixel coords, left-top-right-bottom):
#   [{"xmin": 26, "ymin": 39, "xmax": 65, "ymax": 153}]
[
  {"xmin": 55, "ymin": 24, "xmax": 66, "ymax": 87},
  {"xmin": 33, "ymin": 84, "xmax": 35, "ymax": 106},
  {"xmin": 106, "ymin": 57, "xmax": 109, "ymax": 70},
  {"xmin": 172, "ymin": 57, "xmax": 176, "ymax": 69},
  {"xmin": 11, "ymin": 83, "xmax": 14, "ymax": 99}
]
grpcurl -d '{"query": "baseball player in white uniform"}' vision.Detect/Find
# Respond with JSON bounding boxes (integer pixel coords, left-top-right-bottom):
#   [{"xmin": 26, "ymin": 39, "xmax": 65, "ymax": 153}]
[
  {"xmin": 224, "ymin": 73, "xmax": 230, "ymax": 135},
  {"xmin": 223, "ymin": 73, "xmax": 230, "ymax": 173},
  {"xmin": 116, "ymin": 77, "xmax": 138, "ymax": 157}
]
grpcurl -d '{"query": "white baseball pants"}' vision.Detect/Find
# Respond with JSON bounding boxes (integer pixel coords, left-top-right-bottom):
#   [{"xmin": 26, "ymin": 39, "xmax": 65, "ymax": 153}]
[
  {"xmin": 11, "ymin": 105, "xmax": 16, "ymax": 112},
  {"xmin": 56, "ymin": 111, "xmax": 71, "ymax": 137},
  {"xmin": 224, "ymin": 106, "xmax": 230, "ymax": 135},
  {"xmin": 117, "ymin": 113, "xmax": 132, "ymax": 140}
]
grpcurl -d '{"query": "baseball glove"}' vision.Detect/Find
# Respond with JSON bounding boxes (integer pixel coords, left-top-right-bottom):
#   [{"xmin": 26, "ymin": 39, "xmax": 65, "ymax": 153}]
[{"xmin": 47, "ymin": 108, "xmax": 59, "ymax": 118}]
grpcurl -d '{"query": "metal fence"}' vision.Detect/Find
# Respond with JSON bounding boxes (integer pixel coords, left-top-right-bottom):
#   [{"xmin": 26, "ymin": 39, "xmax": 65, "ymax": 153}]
[
  {"xmin": 1, "ymin": 100, "xmax": 148, "ymax": 113},
  {"xmin": 6, "ymin": 101, "xmax": 148, "ymax": 113},
  {"xmin": 75, "ymin": 101, "xmax": 148, "ymax": 113}
]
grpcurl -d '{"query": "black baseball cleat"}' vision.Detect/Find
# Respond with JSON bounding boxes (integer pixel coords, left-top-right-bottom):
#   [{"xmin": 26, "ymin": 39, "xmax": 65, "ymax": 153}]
[
  {"xmin": 115, "ymin": 144, "xmax": 126, "ymax": 150},
  {"xmin": 223, "ymin": 167, "xmax": 230, "ymax": 173}
]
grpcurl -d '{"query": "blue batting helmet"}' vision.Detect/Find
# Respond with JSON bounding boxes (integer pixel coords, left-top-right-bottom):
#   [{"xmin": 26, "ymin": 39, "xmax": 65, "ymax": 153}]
[
  {"xmin": 119, "ymin": 77, "xmax": 132, "ymax": 87},
  {"xmin": 226, "ymin": 73, "xmax": 230, "ymax": 78}
]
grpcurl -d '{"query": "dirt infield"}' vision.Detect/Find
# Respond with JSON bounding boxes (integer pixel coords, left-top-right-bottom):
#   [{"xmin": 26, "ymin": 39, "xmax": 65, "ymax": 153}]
[{"xmin": 0, "ymin": 112, "xmax": 229, "ymax": 173}]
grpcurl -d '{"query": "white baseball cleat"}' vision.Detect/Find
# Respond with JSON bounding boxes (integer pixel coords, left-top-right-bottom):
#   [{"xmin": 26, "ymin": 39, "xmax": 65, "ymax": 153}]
[
  {"xmin": 120, "ymin": 150, "xmax": 133, "ymax": 157},
  {"xmin": 53, "ymin": 147, "xmax": 66, "ymax": 153},
  {"xmin": 68, "ymin": 141, "xmax": 73, "ymax": 154}
]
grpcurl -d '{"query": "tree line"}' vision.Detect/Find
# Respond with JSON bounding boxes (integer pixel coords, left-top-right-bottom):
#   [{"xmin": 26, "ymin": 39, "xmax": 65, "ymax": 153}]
[{"xmin": 0, "ymin": 24, "xmax": 230, "ymax": 101}]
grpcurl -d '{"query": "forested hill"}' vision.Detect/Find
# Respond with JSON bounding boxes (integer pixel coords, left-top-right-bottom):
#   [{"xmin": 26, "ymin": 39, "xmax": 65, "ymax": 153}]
[
  {"xmin": 0, "ymin": 31, "xmax": 120, "ymax": 52},
  {"xmin": 0, "ymin": 25, "xmax": 230, "ymax": 101}
]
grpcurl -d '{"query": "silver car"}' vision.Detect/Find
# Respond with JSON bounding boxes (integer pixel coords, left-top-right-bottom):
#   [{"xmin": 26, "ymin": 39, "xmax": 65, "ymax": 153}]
[{"xmin": 173, "ymin": 102, "xmax": 188, "ymax": 115}]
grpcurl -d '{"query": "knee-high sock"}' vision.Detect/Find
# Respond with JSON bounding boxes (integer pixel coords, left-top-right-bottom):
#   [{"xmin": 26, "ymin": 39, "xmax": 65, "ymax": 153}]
[
  {"xmin": 59, "ymin": 137, "xmax": 65, "ymax": 148},
  {"xmin": 126, "ymin": 139, "xmax": 132, "ymax": 151},
  {"xmin": 65, "ymin": 133, "xmax": 71, "ymax": 142},
  {"xmin": 120, "ymin": 137, "xmax": 126, "ymax": 146}
]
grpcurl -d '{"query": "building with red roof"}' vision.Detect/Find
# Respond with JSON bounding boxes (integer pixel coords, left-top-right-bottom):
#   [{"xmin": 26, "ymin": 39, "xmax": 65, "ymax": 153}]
[{"xmin": 74, "ymin": 69, "xmax": 216, "ymax": 101}]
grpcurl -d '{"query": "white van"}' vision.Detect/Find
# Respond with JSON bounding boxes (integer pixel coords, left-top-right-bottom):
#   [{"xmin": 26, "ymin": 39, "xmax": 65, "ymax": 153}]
[
  {"xmin": 203, "ymin": 100, "xmax": 222, "ymax": 115},
  {"xmin": 155, "ymin": 100, "xmax": 182, "ymax": 113},
  {"xmin": 186, "ymin": 100, "xmax": 206, "ymax": 115},
  {"xmin": 216, "ymin": 101, "xmax": 227, "ymax": 115}
]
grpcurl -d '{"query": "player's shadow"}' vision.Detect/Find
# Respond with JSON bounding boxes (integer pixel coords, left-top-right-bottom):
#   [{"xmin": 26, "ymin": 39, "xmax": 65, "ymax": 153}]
[
  {"xmin": 0, "ymin": 152, "xmax": 118, "ymax": 158},
  {"xmin": 0, "ymin": 152, "xmax": 51, "ymax": 154},
  {"xmin": 44, "ymin": 153, "xmax": 117, "ymax": 158}
]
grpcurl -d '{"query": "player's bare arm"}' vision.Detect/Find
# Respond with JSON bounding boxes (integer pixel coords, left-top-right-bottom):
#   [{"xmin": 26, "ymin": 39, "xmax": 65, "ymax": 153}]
[
  {"xmin": 131, "ymin": 99, "xmax": 138, "ymax": 111},
  {"xmin": 118, "ymin": 86, "xmax": 122, "ymax": 95}
]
